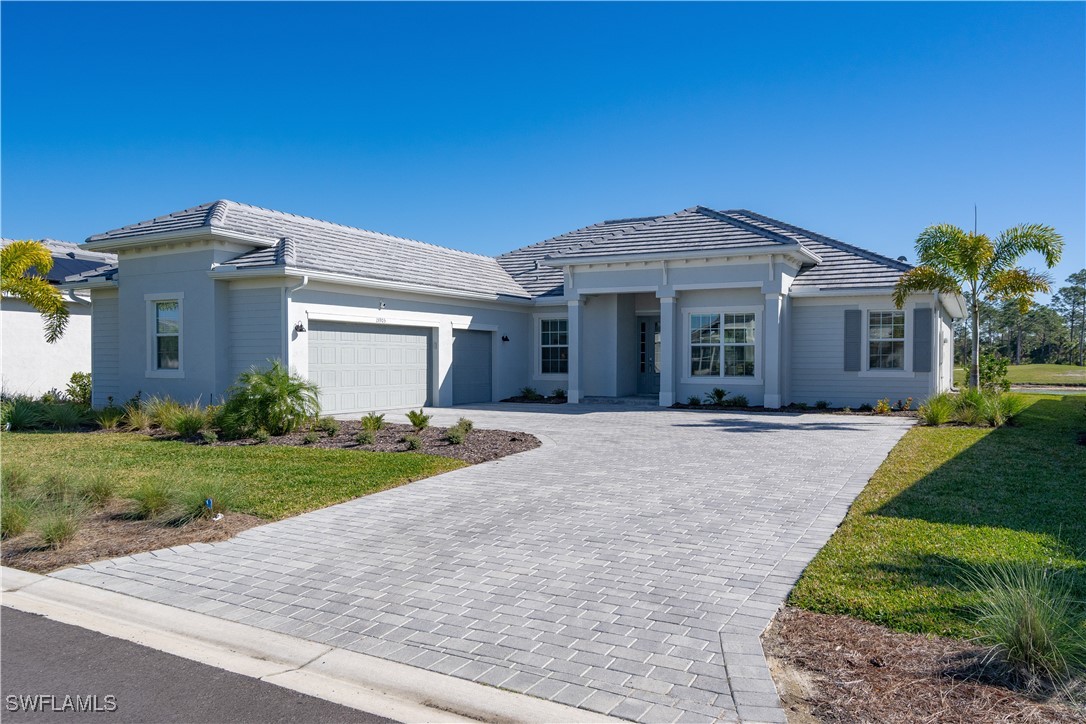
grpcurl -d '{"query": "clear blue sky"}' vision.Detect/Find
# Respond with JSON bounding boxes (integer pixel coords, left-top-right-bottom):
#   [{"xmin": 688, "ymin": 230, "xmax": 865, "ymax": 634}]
[{"xmin": 3, "ymin": 2, "xmax": 1083, "ymax": 294}]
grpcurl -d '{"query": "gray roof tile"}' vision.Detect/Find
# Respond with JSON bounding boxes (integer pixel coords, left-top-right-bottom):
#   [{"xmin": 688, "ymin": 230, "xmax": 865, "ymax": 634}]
[{"xmin": 1, "ymin": 238, "xmax": 117, "ymax": 285}]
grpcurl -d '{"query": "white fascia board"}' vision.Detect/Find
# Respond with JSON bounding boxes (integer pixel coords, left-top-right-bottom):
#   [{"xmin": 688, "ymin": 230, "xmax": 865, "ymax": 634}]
[
  {"xmin": 540, "ymin": 244, "xmax": 821, "ymax": 268},
  {"xmin": 788, "ymin": 286, "xmax": 900, "ymax": 298},
  {"xmin": 207, "ymin": 265, "xmax": 535, "ymax": 306},
  {"xmin": 56, "ymin": 278, "xmax": 118, "ymax": 292},
  {"xmin": 81, "ymin": 227, "xmax": 276, "ymax": 253}
]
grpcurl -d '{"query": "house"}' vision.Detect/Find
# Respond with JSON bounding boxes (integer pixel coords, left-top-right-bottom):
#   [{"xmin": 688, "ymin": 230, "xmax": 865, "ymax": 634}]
[
  {"xmin": 61, "ymin": 201, "xmax": 963, "ymax": 412},
  {"xmin": 1, "ymin": 239, "xmax": 117, "ymax": 396}
]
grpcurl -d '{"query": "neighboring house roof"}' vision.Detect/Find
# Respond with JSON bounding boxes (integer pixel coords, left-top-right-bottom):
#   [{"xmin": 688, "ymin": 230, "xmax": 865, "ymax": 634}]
[
  {"xmin": 85, "ymin": 200, "xmax": 532, "ymax": 300},
  {"xmin": 0, "ymin": 238, "xmax": 117, "ymax": 286}
]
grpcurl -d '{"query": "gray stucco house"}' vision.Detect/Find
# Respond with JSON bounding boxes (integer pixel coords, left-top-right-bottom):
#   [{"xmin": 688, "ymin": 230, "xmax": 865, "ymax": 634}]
[{"xmin": 63, "ymin": 201, "xmax": 963, "ymax": 412}]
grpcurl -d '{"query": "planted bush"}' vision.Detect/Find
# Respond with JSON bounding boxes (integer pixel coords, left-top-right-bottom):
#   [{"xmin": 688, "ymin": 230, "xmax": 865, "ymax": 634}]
[
  {"xmin": 96, "ymin": 407, "xmax": 125, "ymax": 430},
  {"xmin": 123, "ymin": 402, "xmax": 153, "ymax": 431},
  {"xmin": 918, "ymin": 393, "xmax": 957, "ymax": 426},
  {"xmin": 551, "ymin": 388, "xmax": 567, "ymax": 399},
  {"xmin": 403, "ymin": 434, "xmax": 422, "ymax": 450},
  {"xmin": 873, "ymin": 398, "xmax": 892, "ymax": 415},
  {"xmin": 302, "ymin": 430, "xmax": 320, "ymax": 445},
  {"xmin": 725, "ymin": 394, "xmax": 749, "ymax": 408},
  {"xmin": 200, "ymin": 430, "xmax": 218, "ymax": 444},
  {"xmin": 2, "ymin": 397, "xmax": 45, "ymax": 431},
  {"xmin": 145, "ymin": 396, "xmax": 183, "ymax": 430},
  {"xmin": 43, "ymin": 403, "xmax": 88, "ymax": 431},
  {"xmin": 519, "ymin": 386, "xmax": 543, "ymax": 401},
  {"xmin": 704, "ymin": 388, "xmax": 729, "ymax": 406},
  {"xmin": 455, "ymin": 417, "xmax": 474, "ymax": 433},
  {"xmin": 815, "ymin": 400, "xmax": 830, "ymax": 410},
  {"xmin": 361, "ymin": 412, "xmax": 386, "ymax": 432},
  {"xmin": 220, "ymin": 360, "xmax": 319, "ymax": 436},
  {"xmin": 252, "ymin": 428, "xmax": 270, "ymax": 444},
  {"xmin": 166, "ymin": 402, "xmax": 207, "ymax": 438},
  {"xmin": 355, "ymin": 430, "xmax": 375, "ymax": 446},
  {"xmin": 36, "ymin": 510, "xmax": 79, "ymax": 550},
  {"xmin": 1, "ymin": 490, "xmax": 33, "ymax": 538},
  {"xmin": 79, "ymin": 475, "xmax": 116, "ymax": 507},
  {"xmin": 446, "ymin": 425, "xmax": 466, "ymax": 445},
  {"xmin": 176, "ymin": 482, "xmax": 234, "ymax": 523},
  {"xmin": 65, "ymin": 372, "xmax": 92, "ymax": 407},
  {"xmin": 127, "ymin": 480, "xmax": 176, "ymax": 520},
  {"xmin": 2, "ymin": 465, "xmax": 32, "ymax": 495},
  {"xmin": 686, "ymin": 395, "xmax": 702, "ymax": 406},
  {"xmin": 316, "ymin": 416, "xmax": 341, "ymax": 437},
  {"xmin": 406, "ymin": 409, "xmax": 431, "ymax": 431}
]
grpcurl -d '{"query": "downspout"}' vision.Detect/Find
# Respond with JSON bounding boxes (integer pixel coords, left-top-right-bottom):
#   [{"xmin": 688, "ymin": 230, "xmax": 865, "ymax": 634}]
[
  {"xmin": 64, "ymin": 290, "xmax": 91, "ymax": 306},
  {"xmin": 283, "ymin": 275, "xmax": 309, "ymax": 366}
]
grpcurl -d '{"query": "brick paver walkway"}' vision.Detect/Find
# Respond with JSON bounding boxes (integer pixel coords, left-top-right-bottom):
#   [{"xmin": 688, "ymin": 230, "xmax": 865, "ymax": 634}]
[{"xmin": 54, "ymin": 404, "xmax": 911, "ymax": 722}]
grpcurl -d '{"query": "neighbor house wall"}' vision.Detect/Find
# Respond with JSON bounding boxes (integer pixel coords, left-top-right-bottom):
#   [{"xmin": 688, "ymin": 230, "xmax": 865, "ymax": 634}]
[
  {"xmin": 789, "ymin": 295, "xmax": 937, "ymax": 408},
  {"xmin": 1, "ymin": 298, "xmax": 93, "ymax": 398}
]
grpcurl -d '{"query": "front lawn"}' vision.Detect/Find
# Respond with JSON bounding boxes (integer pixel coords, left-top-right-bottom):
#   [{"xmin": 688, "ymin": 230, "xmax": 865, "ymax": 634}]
[
  {"xmin": 954, "ymin": 363, "xmax": 1086, "ymax": 386},
  {"xmin": 2, "ymin": 432, "xmax": 465, "ymax": 520},
  {"xmin": 789, "ymin": 393, "xmax": 1086, "ymax": 638}
]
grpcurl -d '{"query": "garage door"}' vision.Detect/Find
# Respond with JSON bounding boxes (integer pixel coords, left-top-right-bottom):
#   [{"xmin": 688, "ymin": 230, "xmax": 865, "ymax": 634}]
[
  {"xmin": 451, "ymin": 329, "xmax": 492, "ymax": 405},
  {"xmin": 309, "ymin": 321, "xmax": 430, "ymax": 414}
]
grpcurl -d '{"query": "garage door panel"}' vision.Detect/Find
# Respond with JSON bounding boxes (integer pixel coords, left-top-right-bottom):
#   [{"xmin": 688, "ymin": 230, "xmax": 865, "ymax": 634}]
[{"xmin": 309, "ymin": 321, "xmax": 430, "ymax": 414}]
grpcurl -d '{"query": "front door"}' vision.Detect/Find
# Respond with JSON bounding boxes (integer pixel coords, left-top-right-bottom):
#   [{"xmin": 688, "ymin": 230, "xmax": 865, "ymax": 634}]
[{"xmin": 637, "ymin": 316, "xmax": 661, "ymax": 395}]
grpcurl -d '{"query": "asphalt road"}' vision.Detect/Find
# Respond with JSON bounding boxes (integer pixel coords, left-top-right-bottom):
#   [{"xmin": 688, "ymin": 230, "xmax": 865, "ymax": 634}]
[{"xmin": 1, "ymin": 607, "xmax": 397, "ymax": 723}]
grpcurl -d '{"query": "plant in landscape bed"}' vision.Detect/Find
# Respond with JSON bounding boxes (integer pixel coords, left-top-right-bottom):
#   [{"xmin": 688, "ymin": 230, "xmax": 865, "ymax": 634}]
[
  {"xmin": 361, "ymin": 412, "xmax": 385, "ymax": 432},
  {"xmin": 403, "ymin": 434, "xmax": 422, "ymax": 450},
  {"xmin": 551, "ymin": 388, "xmax": 566, "ymax": 399},
  {"xmin": 874, "ymin": 398, "xmax": 892, "ymax": 415},
  {"xmin": 65, "ymin": 372, "xmax": 92, "ymax": 408},
  {"xmin": 123, "ymin": 402, "xmax": 153, "ymax": 432},
  {"xmin": 704, "ymin": 388, "xmax": 729, "ymax": 406},
  {"xmin": 175, "ymin": 482, "xmax": 234, "ymax": 523},
  {"xmin": 445, "ymin": 425, "xmax": 466, "ymax": 445},
  {"xmin": 2, "ymin": 397, "xmax": 45, "ymax": 431},
  {"xmin": 858, "ymin": 402, "xmax": 874, "ymax": 412},
  {"xmin": 960, "ymin": 561, "xmax": 1086, "ymax": 686},
  {"xmin": 36, "ymin": 509, "xmax": 80, "ymax": 550},
  {"xmin": 519, "ymin": 386, "xmax": 543, "ymax": 401},
  {"xmin": 354, "ymin": 430, "xmax": 375, "ymax": 446},
  {"xmin": 127, "ymin": 480, "xmax": 176, "ymax": 520},
  {"xmin": 316, "ymin": 416, "xmax": 340, "ymax": 437},
  {"xmin": 95, "ymin": 407, "xmax": 125, "ymax": 430},
  {"xmin": 2, "ymin": 465, "xmax": 32, "ymax": 495},
  {"xmin": 725, "ymin": 394, "xmax": 749, "ymax": 408},
  {"xmin": 252, "ymin": 428, "xmax": 270, "ymax": 444},
  {"xmin": 221, "ymin": 359, "xmax": 320, "ymax": 436},
  {"xmin": 1, "ymin": 489, "xmax": 33, "ymax": 539},
  {"xmin": 687, "ymin": 395, "xmax": 702, "ymax": 406},
  {"xmin": 167, "ymin": 402, "xmax": 207, "ymax": 438},
  {"xmin": 302, "ymin": 430, "xmax": 320, "ymax": 445},
  {"xmin": 918, "ymin": 393, "xmax": 957, "ymax": 426},
  {"xmin": 43, "ymin": 403, "xmax": 88, "ymax": 431},
  {"xmin": 406, "ymin": 409, "xmax": 431, "ymax": 431},
  {"xmin": 815, "ymin": 400, "xmax": 830, "ymax": 410},
  {"xmin": 200, "ymin": 430, "xmax": 218, "ymax": 444},
  {"xmin": 144, "ymin": 396, "xmax": 183, "ymax": 430},
  {"xmin": 78, "ymin": 475, "xmax": 116, "ymax": 507},
  {"xmin": 455, "ymin": 417, "xmax": 474, "ymax": 433}
]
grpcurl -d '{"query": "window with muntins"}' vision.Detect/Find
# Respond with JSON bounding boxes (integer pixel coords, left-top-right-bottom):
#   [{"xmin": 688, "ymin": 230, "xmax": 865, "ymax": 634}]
[
  {"xmin": 540, "ymin": 318, "xmax": 568, "ymax": 374},
  {"xmin": 154, "ymin": 300, "xmax": 181, "ymax": 370},
  {"xmin": 868, "ymin": 311, "xmax": 905, "ymax": 370},
  {"xmin": 690, "ymin": 312, "xmax": 757, "ymax": 378}
]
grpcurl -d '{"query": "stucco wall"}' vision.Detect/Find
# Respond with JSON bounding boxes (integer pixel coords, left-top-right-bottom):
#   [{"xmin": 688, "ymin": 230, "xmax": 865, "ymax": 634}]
[{"xmin": 2, "ymin": 298, "xmax": 92, "ymax": 397}]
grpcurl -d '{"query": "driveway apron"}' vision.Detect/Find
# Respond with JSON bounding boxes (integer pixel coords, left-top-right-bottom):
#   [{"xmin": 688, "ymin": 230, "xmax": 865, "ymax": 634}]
[{"xmin": 53, "ymin": 405, "xmax": 912, "ymax": 722}]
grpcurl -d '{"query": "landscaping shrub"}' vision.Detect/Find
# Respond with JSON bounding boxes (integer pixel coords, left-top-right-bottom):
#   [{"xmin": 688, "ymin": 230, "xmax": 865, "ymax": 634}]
[
  {"xmin": 551, "ymin": 388, "xmax": 566, "ymax": 399},
  {"xmin": 873, "ymin": 398, "xmax": 892, "ymax": 415},
  {"xmin": 446, "ymin": 425, "xmax": 466, "ymax": 445},
  {"xmin": 38, "ymin": 473, "xmax": 79, "ymax": 504},
  {"xmin": 355, "ymin": 430, "xmax": 375, "ymax": 446},
  {"xmin": 996, "ymin": 392, "xmax": 1028, "ymax": 422},
  {"xmin": 361, "ymin": 412, "xmax": 386, "ymax": 432},
  {"xmin": 36, "ymin": 510, "xmax": 79, "ymax": 550},
  {"xmin": 302, "ymin": 430, "xmax": 320, "ymax": 445},
  {"xmin": 518, "ymin": 386, "xmax": 543, "ymax": 401},
  {"xmin": 213, "ymin": 406, "xmax": 251, "ymax": 440},
  {"xmin": 979, "ymin": 354, "xmax": 1012, "ymax": 392},
  {"xmin": 221, "ymin": 359, "xmax": 320, "ymax": 436},
  {"xmin": 403, "ymin": 434, "xmax": 422, "ymax": 450},
  {"xmin": 406, "ymin": 408, "xmax": 431, "ymax": 431},
  {"xmin": 65, "ymin": 372, "xmax": 92, "ymax": 408},
  {"xmin": 918, "ymin": 393, "xmax": 957, "ymax": 426},
  {"xmin": 165, "ymin": 402, "xmax": 206, "ymax": 438},
  {"xmin": 704, "ymin": 388, "xmax": 729, "ymax": 406},
  {"xmin": 455, "ymin": 417, "xmax": 474, "ymax": 433},
  {"xmin": 0, "ymin": 487, "xmax": 33, "ymax": 539},
  {"xmin": 815, "ymin": 400, "xmax": 830, "ymax": 410},
  {"xmin": 145, "ymin": 396, "xmax": 183, "ymax": 430},
  {"xmin": 2, "ymin": 397, "xmax": 45, "ymax": 431},
  {"xmin": 1, "ymin": 465, "xmax": 33, "ymax": 495},
  {"xmin": 123, "ymin": 402, "xmax": 153, "ymax": 431},
  {"xmin": 686, "ymin": 396, "xmax": 701, "ymax": 406},
  {"xmin": 43, "ymin": 403, "xmax": 88, "ymax": 431},
  {"xmin": 176, "ymin": 482, "xmax": 234, "ymax": 522},
  {"xmin": 316, "ymin": 416, "xmax": 341, "ymax": 437},
  {"xmin": 96, "ymin": 407, "xmax": 125, "ymax": 430},
  {"xmin": 200, "ymin": 430, "xmax": 218, "ymax": 444},
  {"xmin": 961, "ymin": 562, "xmax": 1086, "ymax": 684},
  {"xmin": 127, "ymin": 480, "xmax": 176, "ymax": 520},
  {"xmin": 252, "ymin": 428, "xmax": 270, "ymax": 444},
  {"xmin": 79, "ymin": 475, "xmax": 116, "ymax": 507},
  {"xmin": 902, "ymin": 396, "xmax": 913, "ymax": 411},
  {"xmin": 858, "ymin": 403, "xmax": 874, "ymax": 412},
  {"xmin": 725, "ymin": 395, "xmax": 749, "ymax": 408}
]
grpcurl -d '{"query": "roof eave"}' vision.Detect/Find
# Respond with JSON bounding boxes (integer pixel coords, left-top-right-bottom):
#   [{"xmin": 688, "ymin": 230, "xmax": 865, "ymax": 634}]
[
  {"xmin": 542, "ymin": 244, "xmax": 821, "ymax": 268},
  {"xmin": 56, "ymin": 278, "xmax": 118, "ymax": 291},
  {"xmin": 83, "ymin": 227, "xmax": 277, "ymax": 252}
]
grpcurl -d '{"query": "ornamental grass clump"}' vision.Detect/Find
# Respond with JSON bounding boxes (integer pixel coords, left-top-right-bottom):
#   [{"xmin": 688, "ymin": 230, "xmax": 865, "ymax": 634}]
[
  {"xmin": 961, "ymin": 561, "xmax": 1086, "ymax": 687},
  {"xmin": 2, "ymin": 397, "xmax": 45, "ymax": 431},
  {"xmin": 918, "ymin": 393, "xmax": 957, "ymax": 426},
  {"xmin": 43, "ymin": 402, "xmax": 88, "ymax": 431},
  {"xmin": 36, "ymin": 510, "xmax": 79, "ymax": 550},
  {"xmin": 127, "ymin": 480, "xmax": 176, "ymax": 520}
]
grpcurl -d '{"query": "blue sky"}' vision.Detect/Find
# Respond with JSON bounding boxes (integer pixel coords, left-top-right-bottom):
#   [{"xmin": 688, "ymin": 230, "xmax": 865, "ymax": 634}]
[{"xmin": 3, "ymin": 2, "xmax": 1083, "ymax": 294}]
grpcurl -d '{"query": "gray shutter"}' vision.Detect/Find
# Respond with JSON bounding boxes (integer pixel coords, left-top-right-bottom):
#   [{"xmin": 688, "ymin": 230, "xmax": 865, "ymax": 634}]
[
  {"xmin": 844, "ymin": 309, "xmax": 861, "ymax": 371},
  {"xmin": 913, "ymin": 307, "xmax": 932, "ymax": 373}
]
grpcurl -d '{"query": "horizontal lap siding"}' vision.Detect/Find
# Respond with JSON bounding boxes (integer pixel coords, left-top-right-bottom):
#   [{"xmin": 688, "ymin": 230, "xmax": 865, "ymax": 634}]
[
  {"xmin": 790, "ymin": 302, "xmax": 932, "ymax": 408},
  {"xmin": 91, "ymin": 292, "xmax": 120, "ymax": 408},
  {"xmin": 229, "ymin": 287, "xmax": 283, "ymax": 381}
]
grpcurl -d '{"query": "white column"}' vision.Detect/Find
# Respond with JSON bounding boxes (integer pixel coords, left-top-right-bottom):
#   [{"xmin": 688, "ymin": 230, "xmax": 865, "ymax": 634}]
[
  {"xmin": 567, "ymin": 299, "xmax": 582, "ymax": 404},
  {"xmin": 763, "ymin": 292, "xmax": 783, "ymax": 409},
  {"xmin": 658, "ymin": 295, "xmax": 676, "ymax": 407},
  {"xmin": 435, "ymin": 322, "xmax": 454, "ymax": 407}
]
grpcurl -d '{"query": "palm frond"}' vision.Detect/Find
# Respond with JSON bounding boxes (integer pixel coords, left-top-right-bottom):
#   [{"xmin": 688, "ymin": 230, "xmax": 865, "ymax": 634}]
[
  {"xmin": 987, "ymin": 268, "xmax": 1052, "ymax": 313},
  {"xmin": 892, "ymin": 266, "xmax": 961, "ymax": 309},
  {"xmin": 914, "ymin": 224, "xmax": 968, "ymax": 270},
  {"xmin": 992, "ymin": 224, "xmax": 1063, "ymax": 270},
  {"xmin": 2, "ymin": 275, "xmax": 70, "ymax": 343},
  {"xmin": 1, "ymin": 240, "xmax": 54, "ymax": 281}
]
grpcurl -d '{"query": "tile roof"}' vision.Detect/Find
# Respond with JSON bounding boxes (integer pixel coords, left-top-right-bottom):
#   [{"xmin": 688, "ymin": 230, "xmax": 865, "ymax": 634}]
[
  {"xmin": 88, "ymin": 200, "xmax": 531, "ymax": 300},
  {"xmin": 1, "ymin": 238, "xmax": 117, "ymax": 285}
]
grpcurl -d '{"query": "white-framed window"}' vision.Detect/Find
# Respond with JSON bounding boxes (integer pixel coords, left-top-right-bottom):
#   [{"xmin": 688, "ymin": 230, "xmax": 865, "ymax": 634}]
[
  {"xmin": 868, "ymin": 310, "xmax": 905, "ymax": 370},
  {"xmin": 146, "ymin": 293, "xmax": 184, "ymax": 377},
  {"xmin": 539, "ymin": 318, "xmax": 568, "ymax": 375},
  {"xmin": 686, "ymin": 308, "xmax": 759, "ymax": 381}
]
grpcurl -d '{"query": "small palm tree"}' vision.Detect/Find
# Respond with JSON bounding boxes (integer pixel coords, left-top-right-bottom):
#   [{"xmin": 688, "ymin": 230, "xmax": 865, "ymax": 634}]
[
  {"xmin": 224, "ymin": 359, "xmax": 320, "ymax": 435},
  {"xmin": 1, "ymin": 240, "xmax": 69, "ymax": 342},
  {"xmin": 893, "ymin": 223, "xmax": 1063, "ymax": 389}
]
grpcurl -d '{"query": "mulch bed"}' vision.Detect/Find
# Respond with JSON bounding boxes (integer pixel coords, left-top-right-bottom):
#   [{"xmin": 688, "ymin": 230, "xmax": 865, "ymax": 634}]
[
  {"xmin": 1, "ymin": 500, "xmax": 265, "ymax": 574},
  {"xmin": 208, "ymin": 421, "xmax": 540, "ymax": 464},
  {"xmin": 670, "ymin": 402, "xmax": 917, "ymax": 417},
  {"xmin": 763, "ymin": 606, "xmax": 1085, "ymax": 723}
]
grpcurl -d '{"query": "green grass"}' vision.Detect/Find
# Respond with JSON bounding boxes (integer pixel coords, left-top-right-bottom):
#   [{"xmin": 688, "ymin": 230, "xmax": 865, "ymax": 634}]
[
  {"xmin": 1, "ymin": 433, "xmax": 465, "ymax": 520},
  {"xmin": 955, "ymin": 363, "xmax": 1086, "ymax": 387},
  {"xmin": 789, "ymin": 394, "xmax": 1086, "ymax": 639}
]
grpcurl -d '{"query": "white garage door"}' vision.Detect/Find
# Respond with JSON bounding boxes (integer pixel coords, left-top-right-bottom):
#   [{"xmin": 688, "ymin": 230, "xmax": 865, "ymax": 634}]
[{"xmin": 309, "ymin": 321, "xmax": 431, "ymax": 414}]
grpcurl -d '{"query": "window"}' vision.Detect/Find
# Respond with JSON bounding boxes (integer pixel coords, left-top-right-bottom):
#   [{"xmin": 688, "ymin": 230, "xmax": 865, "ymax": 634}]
[
  {"xmin": 868, "ymin": 311, "xmax": 905, "ymax": 370},
  {"xmin": 689, "ymin": 312, "xmax": 756, "ymax": 377},
  {"xmin": 540, "ymin": 318, "xmax": 568, "ymax": 374},
  {"xmin": 153, "ymin": 299, "xmax": 181, "ymax": 370}
]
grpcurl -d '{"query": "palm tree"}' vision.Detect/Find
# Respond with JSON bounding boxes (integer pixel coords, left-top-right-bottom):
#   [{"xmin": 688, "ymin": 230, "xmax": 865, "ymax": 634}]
[
  {"xmin": 1, "ymin": 240, "xmax": 69, "ymax": 343},
  {"xmin": 892, "ymin": 223, "xmax": 1063, "ymax": 389}
]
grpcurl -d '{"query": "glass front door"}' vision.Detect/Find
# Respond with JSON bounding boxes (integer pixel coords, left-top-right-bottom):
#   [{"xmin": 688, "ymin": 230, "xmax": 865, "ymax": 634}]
[{"xmin": 637, "ymin": 316, "xmax": 661, "ymax": 395}]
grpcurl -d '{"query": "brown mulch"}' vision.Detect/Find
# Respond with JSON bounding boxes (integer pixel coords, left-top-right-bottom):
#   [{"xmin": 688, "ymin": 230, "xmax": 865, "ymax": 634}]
[
  {"xmin": 1, "ymin": 499, "xmax": 265, "ymax": 574},
  {"xmin": 764, "ymin": 606, "xmax": 1085, "ymax": 723},
  {"xmin": 210, "ymin": 421, "xmax": 540, "ymax": 464}
]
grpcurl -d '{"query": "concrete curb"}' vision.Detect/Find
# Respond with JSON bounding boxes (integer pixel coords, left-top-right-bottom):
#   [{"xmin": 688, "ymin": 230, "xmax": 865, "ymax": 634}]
[{"xmin": 1, "ymin": 567, "xmax": 617, "ymax": 724}]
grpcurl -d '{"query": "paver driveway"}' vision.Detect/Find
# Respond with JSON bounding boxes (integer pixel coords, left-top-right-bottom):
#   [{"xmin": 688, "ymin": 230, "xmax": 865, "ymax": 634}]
[{"xmin": 55, "ymin": 404, "xmax": 912, "ymax": 722}]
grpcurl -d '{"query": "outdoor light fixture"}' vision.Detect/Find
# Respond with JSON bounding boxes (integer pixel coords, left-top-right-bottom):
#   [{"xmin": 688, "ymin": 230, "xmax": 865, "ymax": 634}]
[
  {"xmin": 294, "ymin": 321, "xmax": 307, "ymax": 333},
  {"xmin": 501, "ymin": 335, "xmax": 510, "ymax": 342}
]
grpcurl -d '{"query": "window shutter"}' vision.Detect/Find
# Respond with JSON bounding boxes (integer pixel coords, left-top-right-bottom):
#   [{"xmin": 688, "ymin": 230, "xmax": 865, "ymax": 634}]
[
  {"xmin": 844, "ymin": 309, "xmax": 861, "ymax": 371},
  {"xmin": 913, "ymin": 308, "xmax": 932, "ymax": 373}
]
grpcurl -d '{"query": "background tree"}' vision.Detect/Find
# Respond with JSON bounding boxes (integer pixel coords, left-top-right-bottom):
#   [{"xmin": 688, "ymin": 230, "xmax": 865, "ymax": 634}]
[
  {"xmin": 1052, "ymin": 269, "xmax": 1086, "ymax": 366},
  {"xmin": 1, "ymin": 240, "xmax": 69, "ymax": 342},
  {"xmin": 892, "ymin": 223, "xmax": 1063, "ymax": 389}
]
